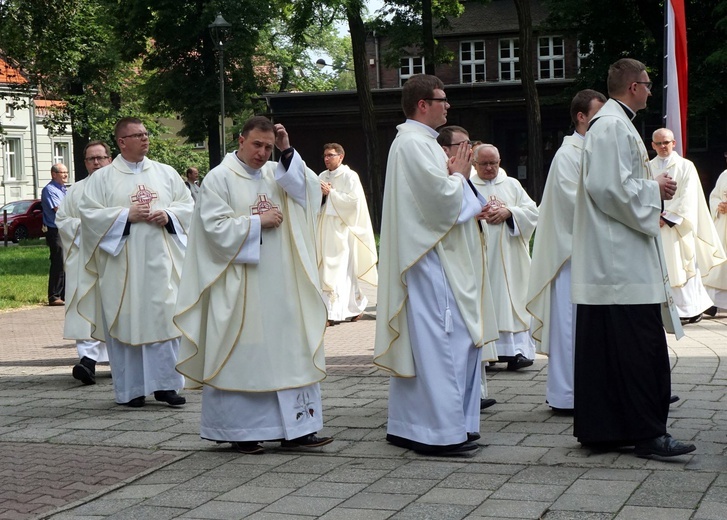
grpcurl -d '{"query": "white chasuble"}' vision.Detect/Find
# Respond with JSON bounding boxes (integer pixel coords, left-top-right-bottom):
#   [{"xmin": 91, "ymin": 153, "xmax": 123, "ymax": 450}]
[
  {"xmin": 571, "ymin": 99, "xmax": 682, "ymax": 337},
  {"xmin": 317, "ymin": 164, "xmax": 378, "ymax": 321},
  {"xmin": 471, "ymin": 169, "xmax": 538, "ymax": 357},
  {"xmin": 175, "ymin": 151, "xmax": 327, "ymax": 394},
  {"xmin": 527, "ymin": 134, "xmax": 582, "ymax": 356},
  {"xmin": 56, "ymin": 178, "xmax": 108, "ymax": 362},
  {"xmin": 375, "ymin": 121, "xmax": 498, "ymax": 378},
  {"xmin": 78, "ymin": 156, "xmax": 194, "ymax": 346},
  {"xmin": 652, "ymin": 153, "xmax": 725, "ymax": 316},
  {"xmin": 706, "ymin": 170, "xmax": 727, "ymax": 305},
  {"xmin": 375, "ymin": 121, "xmax": 498, "ymax": 446}
]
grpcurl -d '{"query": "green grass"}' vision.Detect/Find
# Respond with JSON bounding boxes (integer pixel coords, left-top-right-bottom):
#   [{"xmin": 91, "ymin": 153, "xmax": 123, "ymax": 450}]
[{"xmin": 0, "ymin": 244, "xmax": 49, "ymax": 310}]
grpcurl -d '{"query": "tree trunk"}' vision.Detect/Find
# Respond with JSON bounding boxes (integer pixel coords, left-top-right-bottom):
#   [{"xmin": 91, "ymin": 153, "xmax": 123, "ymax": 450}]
[
  {"xmin": 422, "ymin": 0, "xmax": 435, "ymax": 75},
  {"xmin": 346, "ymin": 0, "xmax": 382, "ymax": 231},
  {"xmin": 514, "ymin": 0, "xmax": 544, "ymax": 201}
]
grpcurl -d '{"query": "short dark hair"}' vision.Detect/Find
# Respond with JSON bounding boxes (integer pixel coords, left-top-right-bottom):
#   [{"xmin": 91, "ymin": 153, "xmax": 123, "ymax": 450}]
[
  {"xmin": 323, "ymin": 143, "xmax": 344, "ymax": 155},
  {"xmin": 241, "ymin": 116, "xmax": 275, "ymax": 138},
  {"xmin": 607, "ymin": 58, "xmax": 647, "ymax": 97},
  {"xmin": 185, "ymin": 167, "xmax": 199, "ymax": 177},
  {"xmin": 401, "ymin": 74, "xmax": 444, "ymax": 118},
  {"xmin": 436, "ymin": 126, "xmax": 469, "ymax": 147},
  {"xmin": 569, "ymin": 89, "xmax": 606, "ymax": 124},
  {"xmin": 83, "ymin": 140, "xmax": 111, "ymax": 158},
  {"xmin": 114, "ymin": 117, "xmax": 144, "ymax": 139}
]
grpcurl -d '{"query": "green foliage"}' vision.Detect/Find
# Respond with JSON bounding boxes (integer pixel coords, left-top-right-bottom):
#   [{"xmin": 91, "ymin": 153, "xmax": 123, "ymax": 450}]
[
  {"xmin": 0, "ymin": 245, "xmax": 48, "ymax": 310},
  {"xmin": 147, "ymin": 138, "xmax": 209, "ymax": 176}
]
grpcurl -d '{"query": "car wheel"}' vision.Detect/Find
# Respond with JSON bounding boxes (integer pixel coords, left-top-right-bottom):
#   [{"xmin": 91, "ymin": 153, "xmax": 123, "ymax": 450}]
[{"xmin": 13, "ymin": 225, "xmax": 28, "ymax": 242}]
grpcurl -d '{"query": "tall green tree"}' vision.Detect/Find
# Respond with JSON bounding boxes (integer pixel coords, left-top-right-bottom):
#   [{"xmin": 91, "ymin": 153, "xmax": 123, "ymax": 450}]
[
  {"xmin": 119, "ymin": 0, "xmax": 276, "ymax": 168},
  {"xmin": 0, "ymin": 0, "xmax": 127, "ymax": 179}
]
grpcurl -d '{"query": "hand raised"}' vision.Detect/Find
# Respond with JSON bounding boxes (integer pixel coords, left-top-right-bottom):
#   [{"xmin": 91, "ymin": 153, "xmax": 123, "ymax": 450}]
[
  {"xmin": 447, "ymin": 142, "xmax": 472, "ymax": 178},
  {"xmin": 274, "ymin": 124, "xmax": 290, "ymax": 151}
]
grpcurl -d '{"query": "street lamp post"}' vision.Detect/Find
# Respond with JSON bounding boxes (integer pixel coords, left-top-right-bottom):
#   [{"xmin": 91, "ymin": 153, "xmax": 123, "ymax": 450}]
[{"xmin": 209, "ymin": 13, "xmax": 231, "ymax": 156}]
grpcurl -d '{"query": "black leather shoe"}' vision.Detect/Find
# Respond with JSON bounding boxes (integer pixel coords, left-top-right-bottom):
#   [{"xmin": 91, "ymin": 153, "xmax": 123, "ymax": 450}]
[
  {"xmin": 670, "ymin": 395, "xmax": 680, "ymax": 404},
  {"xmin": 550, "ymin": 406, "xmax": 574, "ymax": 416},
  {"xmin": 688, "ymin": 313, "xmax": 703, "ymax": 324},
  {"xmin": 480, "ymin": 398, "xmax": 497, "ymax": 410},
  {"xmin": 154, "ymin": 390, "xmax": 186, "ymax": 406},
  {"xmin": 72, "ymin": 363, "xmax": 96, "ymax": 385},
  {"xmin": 634, "ymin": 434, "xmax": 696, "ymax": 458},
  {"xmin": 231, "ymin": 442, "xmax": 265, "ymax": 454},
  {"xmin": 467, "ymin": 432, "xmax": 481, "ymax": 442},
  {"xmin": 280, "ymin": 434, "xmax": 333, "ymax": 448},
  {"xmin": 507, "ymin": 354, "xmax": 534, "ymax": 371},
  {"xmin": 423, "ymin": 441, "xmax": 480, "ymax": 456},
  {"xmin": 125, "ymin": 396, "xmax": 146, "ymax": 407},
  {"xmin": 704, "ymin": 306, "xmax": 718, "ymax": 317}
]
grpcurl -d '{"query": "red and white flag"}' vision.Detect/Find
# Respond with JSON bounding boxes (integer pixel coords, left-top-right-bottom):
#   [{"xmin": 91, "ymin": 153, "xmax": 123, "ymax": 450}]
[{"xmin": 665, "ymin": 0, "xmax": 688, "ymax": 155}]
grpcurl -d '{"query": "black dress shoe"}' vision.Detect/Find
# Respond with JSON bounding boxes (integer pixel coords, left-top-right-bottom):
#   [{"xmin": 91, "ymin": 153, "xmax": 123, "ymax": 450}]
[
  {"xmin": 350, "ymin": 312, "xmax": 364, "ymax": 322},
  {"xmin": 670, "ymin": 395, "xmax": 680, "ymax": 404},
  {"xmin": 72, "ymin": 361, "xmax": 96, "ymax": 385},
  {"xmin": 704, "ymin": 306, "xmax": 718, "ymax": 317},
  {"xmin": 480, "ymin": 398, "xmax": 497, "ymax": 410},
  {"xmin": 634, "ymin": 434, "xmax": 696, "ymax": 458},
  {"xmin": 688, "ymin": 313, "xmax": 703, "ymax": 324},
  {"xmin": 231, "ymin": 442, "xmax": 265, "ymax": 454},
  {"xmin": 507, "ymin": 354, "xmax": 534, "ymax": 371},
  {"xmin": 280, "ymin": 433, "xmax": 333, "ymax": 448},
  {"xmin": 423, "ymin": 441, "xmax": 480, "ymax": 456},
  {"xmin": 467, "ymin": 432, "xmax": 481, "ymax": 442},
  {"xmin": 125, "ymin": 396, "xmax": 146, "ymax": 407},
  {"xmin": 154, "ymin": 390, "xmax": 186, "ymax": 406},
  {"xmin": 550, "ymin": 406, "xmax": 574, "ymax": 416}
]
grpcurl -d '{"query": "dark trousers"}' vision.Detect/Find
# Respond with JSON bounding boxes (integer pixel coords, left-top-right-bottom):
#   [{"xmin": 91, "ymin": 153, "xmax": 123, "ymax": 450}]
[
  {"xmin": 573, "ymin": 304, "xmax": 670, "ymax": 445},
  {"xmin": 46, "ymin": 227, "xmax": 65, "ymax": 303}
]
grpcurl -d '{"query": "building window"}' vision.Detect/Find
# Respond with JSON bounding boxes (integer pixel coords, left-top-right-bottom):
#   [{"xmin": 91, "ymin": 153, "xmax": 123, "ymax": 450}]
[
  {"xmin": 577, "ymin": 40, "xmax": 594, "ymax": 72},
  {"xmin": 460, "ymin": 41, "xmax": 486, "ymax": 83},
  {"xmin": 193, "ymin": 141, "xmax": 206, "ymax": 149},
  {"xmin": 538, "ymin": 36, "xmax": 565, "ymax": 80},
  {"xmin": 4, "ymin": 137, "xmax": 23, "ymax": 180},
  {"xmin": 5, "ymin": 104, "xmax": 14, "ymax": 118},
  {"xmin": 499, "ymin": 39, "xmax": 520, "ymax": 82},
  {"xmin": 400, "ymin": 56, "xmax": 425, "ymax": 86},
  {"xmin": 53, "ymin": 141, "xmax": 72, "ymax": 181}
]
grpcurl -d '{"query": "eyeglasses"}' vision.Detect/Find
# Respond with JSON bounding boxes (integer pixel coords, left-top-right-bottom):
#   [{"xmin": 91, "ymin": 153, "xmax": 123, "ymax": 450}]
[
  {"xmin": 120, "ymin": 132, "xmax": 150, "ymax": 140},
  {"xmin": 422, "ymin": 97, "xmax": 448, "ymax": 103},
  {"xmin": 653, "ymin": 140, "xmax": 674, "ymax": 146},
  {"xmin": 445, "ymin": 140, "xmax": 473, "ymax": 147},
  {"xmin": 474, "ymin": 161, "xmax": 500, "ymax": 167},
  {"xmin": 85, "ymin": 155, "xmax": 110, "ymax": 162},
  {"xmin": 323, "ymin": 153, "xmax": 341, "ymax": 159},
  {"xmin": 635, "ymin": 81, "xmax": 653, "ymax": 91}
]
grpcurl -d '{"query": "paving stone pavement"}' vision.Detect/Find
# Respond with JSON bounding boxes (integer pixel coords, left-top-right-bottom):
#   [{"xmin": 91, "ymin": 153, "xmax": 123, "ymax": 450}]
[{"xmin": 2, "ymin": 283, "xmax": 727, "ymax": 519}]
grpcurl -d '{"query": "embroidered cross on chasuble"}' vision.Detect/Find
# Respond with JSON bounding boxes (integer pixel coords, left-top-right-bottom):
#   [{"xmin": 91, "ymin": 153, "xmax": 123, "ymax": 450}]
[
  {"xmin": 130, "ymin": 184, "xmax": 159, "ymax": 206},
  {"xmin": 250, "ymin": 193, "xmax": 280, "ymax": 215}
]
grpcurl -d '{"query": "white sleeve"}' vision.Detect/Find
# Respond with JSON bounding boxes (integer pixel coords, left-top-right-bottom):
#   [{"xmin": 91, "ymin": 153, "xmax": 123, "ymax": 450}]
[
  {"xmin": 275, "ymin": 151, "xmax": 307, "ymax": 209},
  {"xmin": 453, "ymin": 173, "xmax": 482, "ymax": 223},
  {"xmin": 99, "ymin": 208, "xmax": 129, "ymax": 256},
  {"xmin": 166, "ymin": 210, "xmax": 188, "ymax": 249},
  {"xmin": 233, "ymin": 215, "xmax": 262, "ymax": 264}
]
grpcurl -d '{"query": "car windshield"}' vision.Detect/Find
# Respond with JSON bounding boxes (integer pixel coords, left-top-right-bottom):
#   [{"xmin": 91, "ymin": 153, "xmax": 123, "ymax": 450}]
[{"xmin": 0, "ymin": 201, "xmax": 32, "ymax": 215}]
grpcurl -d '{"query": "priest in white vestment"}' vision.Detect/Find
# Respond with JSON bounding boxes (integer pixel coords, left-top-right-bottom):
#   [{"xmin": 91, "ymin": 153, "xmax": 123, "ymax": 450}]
[
  {"xmin": 78, "ymin": 117, "xmax": 193, "ymax": 408},
  {"xmin": 571, "ymin": 58, "xmax": 694, "ymax": 457},
  {"xmin": 375, "ymin": 74, "xmax": 498, "ymax": 456},
  {"xmin": 527, "ymin": 90, "xmax": 606, "ymax": 412},
  {"xmin": 57, "ymin": 141, "xmax": 112, "ymax": 385},
  {"xmin": 437, "ymin": 126, "xmax": 499, "ymax": 411},
  {"xmin": 471, "ymin": 144, "xmax": 538, "ymax": 371},
  {"xmin": 175, "ymin": 116, "xmax": 331, "ymax": 455},
  {"xmin": 705, "ymin": 165, "xmax": 727, "ymax": 311},
  {"xmin": 650, "ymin": 128, "xmax": 726, "ymax": 323},
  {"xmin": 317, "ymin": 143, "xmax": 377, "ymax": 324}
]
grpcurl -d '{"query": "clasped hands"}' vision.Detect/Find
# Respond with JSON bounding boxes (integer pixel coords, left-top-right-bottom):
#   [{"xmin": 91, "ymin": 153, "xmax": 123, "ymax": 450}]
[
  {"xmin": 128, "ymin": 202, "xmax": 168, "ymax": 226},
  {"xmin": 477, "ymin": 204, "xmax": 512, "ymax": 225}
]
